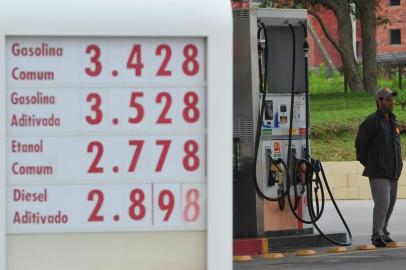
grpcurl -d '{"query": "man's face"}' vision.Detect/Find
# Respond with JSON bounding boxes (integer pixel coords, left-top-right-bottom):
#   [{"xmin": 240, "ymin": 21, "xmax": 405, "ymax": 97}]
[{"xmin": 378, "ymin": 96, "xmax": 394, "ymax": 113}]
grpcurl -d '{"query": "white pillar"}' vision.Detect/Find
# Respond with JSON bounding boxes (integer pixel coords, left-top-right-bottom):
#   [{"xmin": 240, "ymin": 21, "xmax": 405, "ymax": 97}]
[{"xmin": 351, "ymin": 2, "xmax": 357, "ymax": 59}]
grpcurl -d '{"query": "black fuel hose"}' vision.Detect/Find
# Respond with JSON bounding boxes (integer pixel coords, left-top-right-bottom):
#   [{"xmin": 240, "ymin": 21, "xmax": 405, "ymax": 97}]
[
  {"xmin": 286, "ymin": 24, "xmax": 301, "ymax": 212},
  {"xmin": 301, "ymin": 23, "xmax": 310, "ymax": 160},
  {"xmin": 285, "ymin": 23, "xmax": 353, "ymax": 246},
  {"xmin": 287, "ymin": 158, "xmax": 325, "ymax": 224},
  {"xmin": 286, "ymin": 23, "xmax": 324, "ymax": 223}
]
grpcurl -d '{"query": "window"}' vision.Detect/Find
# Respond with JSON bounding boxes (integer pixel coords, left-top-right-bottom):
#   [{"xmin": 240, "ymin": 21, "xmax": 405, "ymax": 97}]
[
  {"xmin": 389, "ymin": 0, "xmax": 400, "ymax": 6},
  {"xmin": 390, "ymin": 29, "xmax": 401, "ymax": 44}
]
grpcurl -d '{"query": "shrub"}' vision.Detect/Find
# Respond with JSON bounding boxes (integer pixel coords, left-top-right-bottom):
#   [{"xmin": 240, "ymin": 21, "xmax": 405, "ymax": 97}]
[
  {"xmin": 396, "ymin": 89, "xmax": 406, "ymax": 110},
  {"xmin": 309, "ymin": 64, "xmax": 344, "ymax": 93}
]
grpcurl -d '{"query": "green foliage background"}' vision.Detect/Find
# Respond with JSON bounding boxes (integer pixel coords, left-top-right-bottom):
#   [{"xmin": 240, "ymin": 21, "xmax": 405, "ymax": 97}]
[{"xmin": 309, "ymin": 65, "xmax": 406, "ymax": 161}]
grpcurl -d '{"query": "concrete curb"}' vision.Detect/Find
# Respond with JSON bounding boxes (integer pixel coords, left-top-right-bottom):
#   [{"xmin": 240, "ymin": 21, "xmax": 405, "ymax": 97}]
[{"xmin": 321, "ymin": 160, "xmax": 406, "ymax": 200}]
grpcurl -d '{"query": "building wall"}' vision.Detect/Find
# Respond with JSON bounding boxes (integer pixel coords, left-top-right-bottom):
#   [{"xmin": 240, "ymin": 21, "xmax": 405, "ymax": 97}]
[
  {"xmin": 308, "ymin": 8, "xmax": 363, "ymax": 69},
  {"xmin": 308, "ymin": 0, "xmax": 406, "ymax": 68},
  {"xmin": 308, "ymin": 8, "xmax": 343, "ymax": 69},
  {"xmin": 376, "ymin": 0, "xmax": 406, "ymax": 55},
  {"xmin": 231, "ymin": 1, "xmax": 406, "ymax": 68}
]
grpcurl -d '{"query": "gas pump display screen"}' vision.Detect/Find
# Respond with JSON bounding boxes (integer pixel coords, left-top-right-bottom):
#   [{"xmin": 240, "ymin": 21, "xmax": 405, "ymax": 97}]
[
  {"xmin": 6, "ymin": 37, "xmax": 207, "ymax": 233},
  {"xmin": 280, "ymin": 105, "xmax": 287, "ymax": 113}
]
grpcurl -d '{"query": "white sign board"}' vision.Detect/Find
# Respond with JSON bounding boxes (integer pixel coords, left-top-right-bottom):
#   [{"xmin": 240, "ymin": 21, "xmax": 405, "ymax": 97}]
[
  {"xmin": 0, "ymin": 1, "xmax": 232, "ymax": 270},
  {"xmin": 6, "ymin": 37, "xmax": 207, "ymax": 233}
]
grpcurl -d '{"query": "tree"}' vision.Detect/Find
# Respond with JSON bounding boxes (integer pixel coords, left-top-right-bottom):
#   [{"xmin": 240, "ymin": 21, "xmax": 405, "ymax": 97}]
[
  {"xmin": 294, "ymin": 0, "xmax": 364, "ymax": 92},
  {"xmin": 353, "ymin": 0, "xmax": 379, "ymax": 93},
  {"xmin": 232, "ymin": 0, "xmax": 381, "ymax": 92},
  {"xmin": 312, "ymin": 3, "xmax": 363, "ymax": 92},
  {"xmin": 309, "ymin": 0, "xmax": 380, "ymax": 93},
  {"xmin": 272, "ymin": 0, "xmax": 381, "ymax": 93}
]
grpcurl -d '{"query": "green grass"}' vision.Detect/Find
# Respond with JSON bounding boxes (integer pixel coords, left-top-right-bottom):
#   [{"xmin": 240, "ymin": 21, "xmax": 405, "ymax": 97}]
[
  {"xmin": 311, "ymin": 132, "xmax": 406, "ymax": 161},
  {"xmin": 311, "ymin": 133, "xmax": 359, "ymax": 161},
  {"xmin": 309, "ymin": 68, "xmax": 406, "ymax": 161},
  {"xmin": 310, "ymin": 92, "xmax": 376, "ymax": 124}
]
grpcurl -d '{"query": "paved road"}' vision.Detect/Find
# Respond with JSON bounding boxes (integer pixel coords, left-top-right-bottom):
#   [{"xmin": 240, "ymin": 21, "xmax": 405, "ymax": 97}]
[
  {"xmin": 234, "ymin": 246, "xmax": 406, "ymax": 270},
  {"xmin": 234, "ymin": 200, "xmax": 406, "ymax": 270},
  {"xmin": 316, "ymin": 200, "xmax": 406, "ymax": 237}
]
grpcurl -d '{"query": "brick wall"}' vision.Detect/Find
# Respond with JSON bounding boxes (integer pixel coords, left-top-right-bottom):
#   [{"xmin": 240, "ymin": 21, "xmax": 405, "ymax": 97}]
[
  {"xmin": 231, "ymin": 1, "xmax": 406, "ymax": 68},
  {"xmin": 309, "ymin": 0, "xmax": 406, "ymax": 68},
  {"xmin": 308, "ymin": 8, "xmax": 343, "ymax": 69},
  {"xmin": 376, "ymin": 0, "xmax": 406, "ymax": 54}
]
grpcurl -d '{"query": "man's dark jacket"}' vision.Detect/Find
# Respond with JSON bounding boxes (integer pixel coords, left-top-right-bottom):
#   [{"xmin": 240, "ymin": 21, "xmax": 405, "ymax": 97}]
[{"xmin": 355, "ymin": 110, "xmax": 403, "ymax": 180}]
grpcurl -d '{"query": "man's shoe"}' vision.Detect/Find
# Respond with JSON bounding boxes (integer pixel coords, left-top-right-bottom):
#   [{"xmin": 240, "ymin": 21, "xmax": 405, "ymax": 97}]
[
  {"xmin": 372, "ymin": 236, "xmax": 387, "ymax": 247},
  {"xmin": 383, "ymin": 235, "xmax": 394, "ymax": 243}
]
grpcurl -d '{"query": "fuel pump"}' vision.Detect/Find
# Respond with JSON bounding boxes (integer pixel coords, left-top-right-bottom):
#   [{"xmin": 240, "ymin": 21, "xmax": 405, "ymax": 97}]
[
  {"xmin": 233, "ymin": 8, "xmax": 313, "ymax": 237},
  {"xmin": 233, "ymin": 7, "xmax": 352, "ymax": 246}
]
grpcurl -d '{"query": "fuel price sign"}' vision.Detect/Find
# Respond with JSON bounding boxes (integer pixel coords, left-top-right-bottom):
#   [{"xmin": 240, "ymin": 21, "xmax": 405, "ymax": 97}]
[{"xmin": 6, "ymin": 37, "xmax": 207, "ymax": 233}]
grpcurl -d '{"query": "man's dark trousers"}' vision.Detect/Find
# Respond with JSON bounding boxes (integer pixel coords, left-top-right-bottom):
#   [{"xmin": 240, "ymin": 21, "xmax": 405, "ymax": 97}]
[{"xmin": 369, "ymin": 178, "xmax": 398, "ymax": 238}]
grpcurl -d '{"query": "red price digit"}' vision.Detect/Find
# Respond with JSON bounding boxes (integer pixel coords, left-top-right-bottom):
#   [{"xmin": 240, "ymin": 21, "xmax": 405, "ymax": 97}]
[
  {"xmin": 129, "ymin": 92, "xmax": 144, "ymax": 124},
  {"xmin": 88, "ymin": 189, "xmax": 104, "ymax": 222},
  {"xmin": 86, "ymin": 93, "xmax": 103, "ymax": 125},
  {"xmin": 182, "ymin": 44, "xmax": 199, "ymax": 76},
  {"xmin": 155, "ymin": 140, "xmax": 171, "ymax": 172},
  {"xmin": 156, "ymin": 92, "xmax": 172, "ymax": 124},
  {"xmin": 127, "ymin": 44, "xmax": 144, "ymax": 76},
  {"xmin": 158, "ymin": 189, "xmax": 175, "ymax": 221},
  {"xmin": 129, "ymin": 188, "xmax": 146, "ymax": 221},
  {"xmin": 85, "ymin": 45, "xmax": 102, "ymax": 77},
  {"xmin": 128, "ymin": 140, "xmax": 144, "ymax": 173},
  {"xmin": 183, "ymin": 188, "xmax": 200, "ymax": 222},
  {"xmin": 183, "ymin": 91, "xmax": 199, "ymax": 123},
  {"xmin": 156, "ymin": 44, "xmax": 172, "ymax": 76},
  {"xmin": 183, "ymin": 140, "xmax": 200, "ymax": 171},
  {"xmin": 87, "ymin": 141, "xmax": 104, "ymax": 173}
]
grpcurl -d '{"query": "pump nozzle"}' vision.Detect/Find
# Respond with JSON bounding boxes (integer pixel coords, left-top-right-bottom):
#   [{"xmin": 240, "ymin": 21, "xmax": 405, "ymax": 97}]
[{"xmin": 266, "ymin": 148, "xmax": 272, "ymax": 158}]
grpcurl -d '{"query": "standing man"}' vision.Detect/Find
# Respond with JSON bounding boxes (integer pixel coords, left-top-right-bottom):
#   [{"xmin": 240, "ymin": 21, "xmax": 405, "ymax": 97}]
[{"xmin": 355, "ymin": 87, "xmax": 403, "ymax": 247}]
